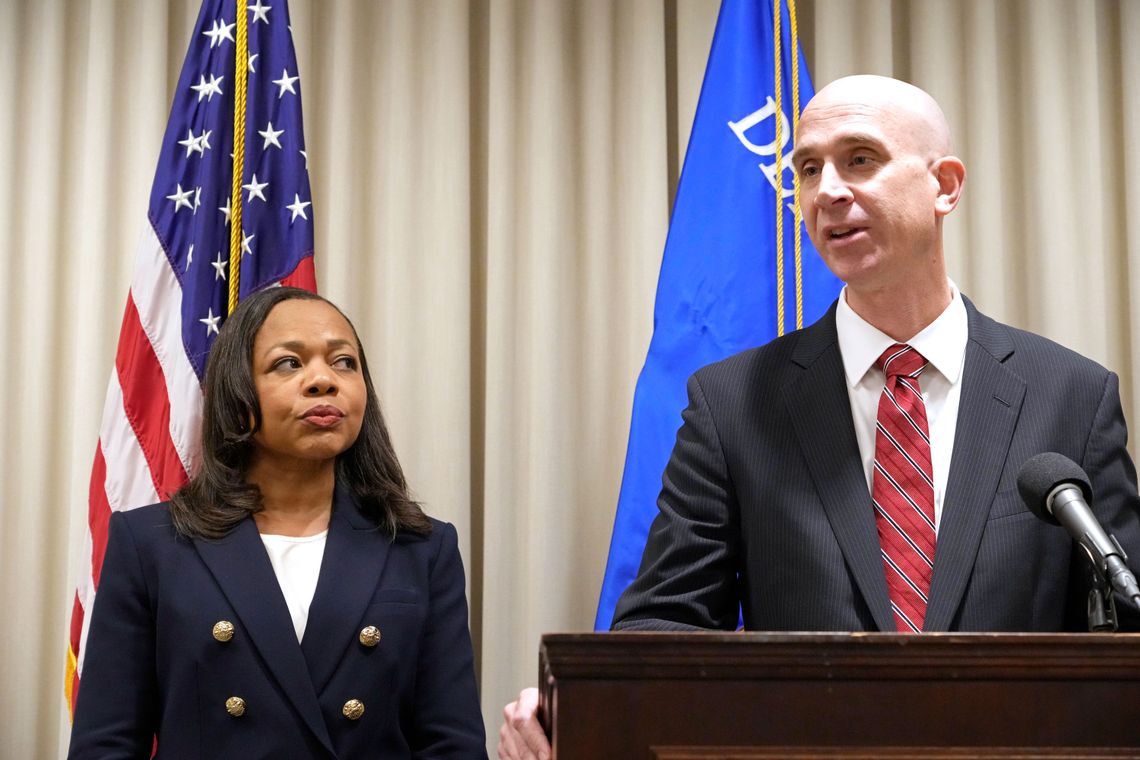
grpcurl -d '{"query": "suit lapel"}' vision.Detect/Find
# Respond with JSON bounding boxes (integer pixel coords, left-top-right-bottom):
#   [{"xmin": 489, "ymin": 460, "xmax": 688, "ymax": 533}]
[
  {"xmin": 924, "ymin": 301, "xmax": 1025, "ymax": 631},
  {"xmin": 301, "ymin": 485, "xmax": 392, "ymax": 693},
  {"xmin": 784, "ymin": 308, "xmax": 896, "ymax": 632},
  {"xmin": 193, "ymin": 519, "xmax": 334, "ymax": 755}
]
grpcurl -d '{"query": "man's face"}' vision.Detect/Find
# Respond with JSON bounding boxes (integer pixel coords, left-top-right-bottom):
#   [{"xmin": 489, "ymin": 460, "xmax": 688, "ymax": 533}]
[{"xmin": 792, "ymin": 98, "xmax": 943, "ymax": 293}]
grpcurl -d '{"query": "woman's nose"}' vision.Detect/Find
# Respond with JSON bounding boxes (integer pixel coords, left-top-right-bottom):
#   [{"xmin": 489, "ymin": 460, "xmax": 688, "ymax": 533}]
[{"xmin": 305, "ymin": 366, "xmax": 337, "ymax": 395}]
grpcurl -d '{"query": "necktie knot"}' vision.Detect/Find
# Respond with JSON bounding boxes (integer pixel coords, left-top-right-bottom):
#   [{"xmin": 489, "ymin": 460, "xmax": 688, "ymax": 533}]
[{"xmin": 877, "ymin": 343, "xmax": 927, "ymax": 380}]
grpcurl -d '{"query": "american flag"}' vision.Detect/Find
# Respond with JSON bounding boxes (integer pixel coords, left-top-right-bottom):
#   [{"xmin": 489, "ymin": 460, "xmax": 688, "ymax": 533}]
[{"xmin": 66, "ymin": 0, "xmax": 316, "ymax": 712}]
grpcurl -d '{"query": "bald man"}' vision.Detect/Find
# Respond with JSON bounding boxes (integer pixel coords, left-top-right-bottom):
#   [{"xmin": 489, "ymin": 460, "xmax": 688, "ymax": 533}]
[{"xmin": 498, "ymin": 76, "xmax": 1140, "ymax": 759}]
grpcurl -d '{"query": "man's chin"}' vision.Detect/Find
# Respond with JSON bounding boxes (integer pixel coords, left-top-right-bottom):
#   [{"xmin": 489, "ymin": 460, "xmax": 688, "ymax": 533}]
[{"xmin": 820, "ymin": 250, "xmax": 883, "ymax": 288}]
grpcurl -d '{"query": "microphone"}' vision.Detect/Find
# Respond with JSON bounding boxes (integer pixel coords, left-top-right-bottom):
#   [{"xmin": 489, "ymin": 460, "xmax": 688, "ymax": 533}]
[{"xmin": 1017, "ymin": 452, "xmax": 1140, "ymax": 607}]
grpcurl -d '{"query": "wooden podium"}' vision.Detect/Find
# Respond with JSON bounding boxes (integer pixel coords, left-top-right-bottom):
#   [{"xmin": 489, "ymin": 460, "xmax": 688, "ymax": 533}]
[{"xmin": 538, "ymin": 632, "xmax": 1140, "ymax": 759}]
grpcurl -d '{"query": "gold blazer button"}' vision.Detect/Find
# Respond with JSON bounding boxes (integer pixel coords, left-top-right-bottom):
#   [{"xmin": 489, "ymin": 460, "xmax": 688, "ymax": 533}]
[
  {"xmin": 358, "ymin": 625, "xmax": 381, "ymax": 647},
  {"xmin": 342, "ymin": 699, "xmax": 365, "ymax": 720},
  {"xmin": 225, "ymin": 696, "xmax": 246, "ymax": 717},
  {"xmin": 212, "ymin": 621, "xmax": 235, "ymax": 642}
]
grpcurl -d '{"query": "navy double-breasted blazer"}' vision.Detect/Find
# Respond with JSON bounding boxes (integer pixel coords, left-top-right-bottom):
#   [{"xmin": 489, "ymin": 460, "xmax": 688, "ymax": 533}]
[
  {"xmin": 614, "ymin": 299, "xmax": 1140, "ymax": 632},
  {"xmin": 69, "ymin": 486, "xmax": 487, "ymax": 759}
]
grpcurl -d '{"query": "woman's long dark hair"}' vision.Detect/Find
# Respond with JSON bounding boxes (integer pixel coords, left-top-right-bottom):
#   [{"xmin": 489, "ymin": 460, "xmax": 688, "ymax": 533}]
[{"xmin": 169, "ymin": 286, "xmax": 431, "ymax": 539}]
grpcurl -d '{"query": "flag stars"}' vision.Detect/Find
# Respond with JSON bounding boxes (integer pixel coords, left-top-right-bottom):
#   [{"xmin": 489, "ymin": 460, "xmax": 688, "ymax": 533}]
[
  {"xmin": 273, "ymin": 68, "xmax": 299, "ymax": 98},
  {"xmin": 193, "ymin": 187, "xmax": 202, "ymax": 212},
  {"xmin": 243, "ymin": 174, "xmax": 268, "ymax": 202},
  {"xmin": 249, "ymin": 0, "xmax": 271, "ymax": 24},
  {"xmin": 259, "ymin": 121, "xmax": 284, "ymax": 150},
  {"xmin": 166, "ymin": 183, "xmax": 194, "ymax": 213},
  {"xmin": 300, "ymin": 149, "xmax": 308, "ymax": 170},
  {"xmin": 191, "ymin": 74, "xmax": 224, "ymax": 102},
  {"xmin": 241, "ymin": 232, "xmax": 255, "ymax": 256},
  {"xmin": 186, "ymin": 244, "xmax": 195, "ymax": 271},
  {"xmin": 178, "ymin": 128, "xmax": 212, "ymax": 157},
  {"xmin": 178, "ymin": 129, "xmax": 199, "ymax": 156},
  {"xmin": 199, "ymin": 308, "xmax": 222, "ymax": 336},
  {"xmin": 248, "ymin": 53, "xmax": 259, "ymax": 73},
  {"xmin": 203, "ymin": 18, "xmax": 236, "ymax": 48},
  {"xmin": 287, "ymin": 193, "xmax": 311, "ymax": 222},
  {"xmin": 212, "ymin": 252, "xmax": 229, "ymax": 281},
  {"xmin": 219, "ymin": 196, "xmax": 232, "ymax": 224}
]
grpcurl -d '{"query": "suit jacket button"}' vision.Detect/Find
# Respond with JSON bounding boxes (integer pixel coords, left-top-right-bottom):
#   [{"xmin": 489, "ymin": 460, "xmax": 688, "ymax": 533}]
[
  {"xmin": 212, "ymin": 621, "xmax": 235, "ymax": 642},
  {"xmin": 342, "ymin": 699, "xmax": 365, "ymax": 720},
  {"xmin": 225, "ymin": 696, "xmax": 246, "ymax": 717},
  {"xmin": 359, "ymin": 625, "xmax": 381, "ymax": 647}
]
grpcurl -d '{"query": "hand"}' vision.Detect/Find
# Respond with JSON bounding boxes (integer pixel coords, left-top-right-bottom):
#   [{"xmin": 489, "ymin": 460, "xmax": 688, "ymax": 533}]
[{"xmin": 497, "ymin": 687, "xmax": 550, "ymax": 760}]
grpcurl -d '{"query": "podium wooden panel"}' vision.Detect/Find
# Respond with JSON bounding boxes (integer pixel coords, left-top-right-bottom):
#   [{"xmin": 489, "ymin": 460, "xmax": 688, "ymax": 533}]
[{"xmin": 538, "ymin": 633, "xmax": 1140, "ymax": 759}]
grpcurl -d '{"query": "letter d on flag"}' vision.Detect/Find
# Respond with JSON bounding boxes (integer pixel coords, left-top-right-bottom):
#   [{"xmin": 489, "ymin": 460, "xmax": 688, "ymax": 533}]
[{"xmin": 594, "ymin": 0, "xmax": 841, "ymax": 630}]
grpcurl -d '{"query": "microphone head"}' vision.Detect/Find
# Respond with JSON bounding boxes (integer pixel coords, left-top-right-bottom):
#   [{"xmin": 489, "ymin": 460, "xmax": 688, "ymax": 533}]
[{"xmin": 1016, "ymin": 452, "xmax": 1093, "ymax": 525}]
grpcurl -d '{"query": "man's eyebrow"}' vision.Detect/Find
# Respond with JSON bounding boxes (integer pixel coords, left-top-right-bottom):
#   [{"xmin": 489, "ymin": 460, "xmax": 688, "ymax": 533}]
[
  {"xmin": 835, "ymin": 132, "xmax": 884, "ymax": 149},
  {"xmin": 791, "ymin": 133, "xmax": 885, "ymax": 167},
  {"xmin": 790, "ymin": 144, "xmax": 813, "ymax": 168}
]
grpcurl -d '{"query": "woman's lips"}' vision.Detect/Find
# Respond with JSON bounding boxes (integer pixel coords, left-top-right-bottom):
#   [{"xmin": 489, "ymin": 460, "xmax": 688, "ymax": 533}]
[{"xmin": 301, "ymin": 405, "xmax": 344, "ymax": 427}]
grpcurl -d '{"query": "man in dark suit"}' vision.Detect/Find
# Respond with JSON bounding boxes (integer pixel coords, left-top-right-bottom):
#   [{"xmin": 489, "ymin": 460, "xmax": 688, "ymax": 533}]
[{"xmin": 497, "ymin": 75, "xmax": 1140, "ymax": 759}]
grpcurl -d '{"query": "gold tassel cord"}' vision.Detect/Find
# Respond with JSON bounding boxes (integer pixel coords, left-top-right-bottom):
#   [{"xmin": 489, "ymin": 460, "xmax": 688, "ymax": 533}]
[
  {"xmin": 789, "ymin": 0, "xmax": 803, "ymax": 330},
  {"xmin": 773, "ymin": 0, "xmax": 785, "ymax": 337},
  {"xmin": 228, "ymin": 0, "xmax": 249, "ymax": 315}
]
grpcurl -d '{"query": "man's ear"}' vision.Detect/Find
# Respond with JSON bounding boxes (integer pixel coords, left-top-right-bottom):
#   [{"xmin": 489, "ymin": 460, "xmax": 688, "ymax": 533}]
[{"xmin": 932, "ymin": 156, "xmax": 966, "ymax": 216}]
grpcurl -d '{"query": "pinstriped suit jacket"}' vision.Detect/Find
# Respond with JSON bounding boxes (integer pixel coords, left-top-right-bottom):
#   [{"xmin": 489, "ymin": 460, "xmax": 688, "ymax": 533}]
[{"xmin": 612, "ymin": 298, "xmax": 1140, "ymax": 632}]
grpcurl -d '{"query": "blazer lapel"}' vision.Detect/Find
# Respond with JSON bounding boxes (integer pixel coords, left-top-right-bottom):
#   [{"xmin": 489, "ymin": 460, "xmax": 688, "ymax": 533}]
[
  {"xmin": 783, "ymin": 308, "xmax": 896, "ymax": 632},
  {"xmin": 924, "ymin": 300, "xmax": 1025, "ymax": 631},
  {"xmin": 301, "ymin": 485, "xmax": 392, "ymax": 693},
  {"xmin": 193, "ymin": 519, "xmax": 335, "ymax": 755}
]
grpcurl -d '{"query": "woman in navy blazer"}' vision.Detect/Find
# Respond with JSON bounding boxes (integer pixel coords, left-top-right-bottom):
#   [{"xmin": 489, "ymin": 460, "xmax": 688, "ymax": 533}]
[{"xmin": 69, "ymin": 287, "xmax": 486, "ymax": 759}]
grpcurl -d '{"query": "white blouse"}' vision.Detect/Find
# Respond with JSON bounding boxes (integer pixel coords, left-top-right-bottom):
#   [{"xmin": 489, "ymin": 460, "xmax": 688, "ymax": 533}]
[{"xmin": 259, "ymin": 530, "xmax": 328, "ymax": 642}]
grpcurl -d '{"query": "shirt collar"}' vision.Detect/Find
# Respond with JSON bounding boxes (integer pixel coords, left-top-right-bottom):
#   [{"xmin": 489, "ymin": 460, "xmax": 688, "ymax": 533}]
[{"xmin": 835, "ymin": 280, "xmax": 968, "ymax": 387}]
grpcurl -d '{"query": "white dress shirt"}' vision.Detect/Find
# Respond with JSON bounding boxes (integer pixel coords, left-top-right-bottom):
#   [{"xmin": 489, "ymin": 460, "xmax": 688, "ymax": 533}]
[
  {"xmin": 260, "ymin": 530, "xmax": 328, "ymax": 642},
  {"xmin": 835, "ymin": 281, "xmax": 968, "ymax": 532}
]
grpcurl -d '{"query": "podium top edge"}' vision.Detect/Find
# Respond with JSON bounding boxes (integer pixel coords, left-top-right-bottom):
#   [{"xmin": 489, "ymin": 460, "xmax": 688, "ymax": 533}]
[
  {"xmin": 540, "ymin": 631, "xmax": 1140, "ymax": 643},
  {"xmin": 537, "ymin": 632, "xmax": 1140, "ymax": 681}
]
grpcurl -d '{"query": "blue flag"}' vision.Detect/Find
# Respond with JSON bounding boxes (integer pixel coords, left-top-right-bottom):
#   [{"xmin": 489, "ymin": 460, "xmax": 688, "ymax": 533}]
[{"xmin": 594, "ymin": 0, "xmax": 841, "ymax": 630}]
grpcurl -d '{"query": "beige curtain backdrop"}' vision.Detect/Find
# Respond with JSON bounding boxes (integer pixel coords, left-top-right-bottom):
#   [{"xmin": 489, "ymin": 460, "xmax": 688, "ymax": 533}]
[{"xmin": 1, "ymin": 0, "xmax": 1137, "ymax": 756}]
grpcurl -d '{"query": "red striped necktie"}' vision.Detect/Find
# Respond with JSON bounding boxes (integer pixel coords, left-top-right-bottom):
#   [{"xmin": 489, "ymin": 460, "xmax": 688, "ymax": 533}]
[{"xmin": 872, "ymin": 343, "xmax": 936, "ymax": 633}]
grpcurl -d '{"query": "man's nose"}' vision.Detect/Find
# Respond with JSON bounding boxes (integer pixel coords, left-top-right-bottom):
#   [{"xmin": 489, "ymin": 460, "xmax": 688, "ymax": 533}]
[{"xmin": 814, "ymin": 163, "xmax": 853, "ymax": 205}]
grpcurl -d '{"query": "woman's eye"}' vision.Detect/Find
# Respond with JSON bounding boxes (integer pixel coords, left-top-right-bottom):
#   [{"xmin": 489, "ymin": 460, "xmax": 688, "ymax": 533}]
[
  {"xmin": 333, "ymin": 356, "xmax": 358, "ymax": 370},
  {"xmin": 272, "ymin": 357, "xmax": 301, "ymax": 371}
]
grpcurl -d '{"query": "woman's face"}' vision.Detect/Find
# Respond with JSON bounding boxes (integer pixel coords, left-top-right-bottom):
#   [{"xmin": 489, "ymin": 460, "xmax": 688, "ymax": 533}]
[{"xmin": 248, "ymin": 298, "xmax": 367, "ymax": 469}]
